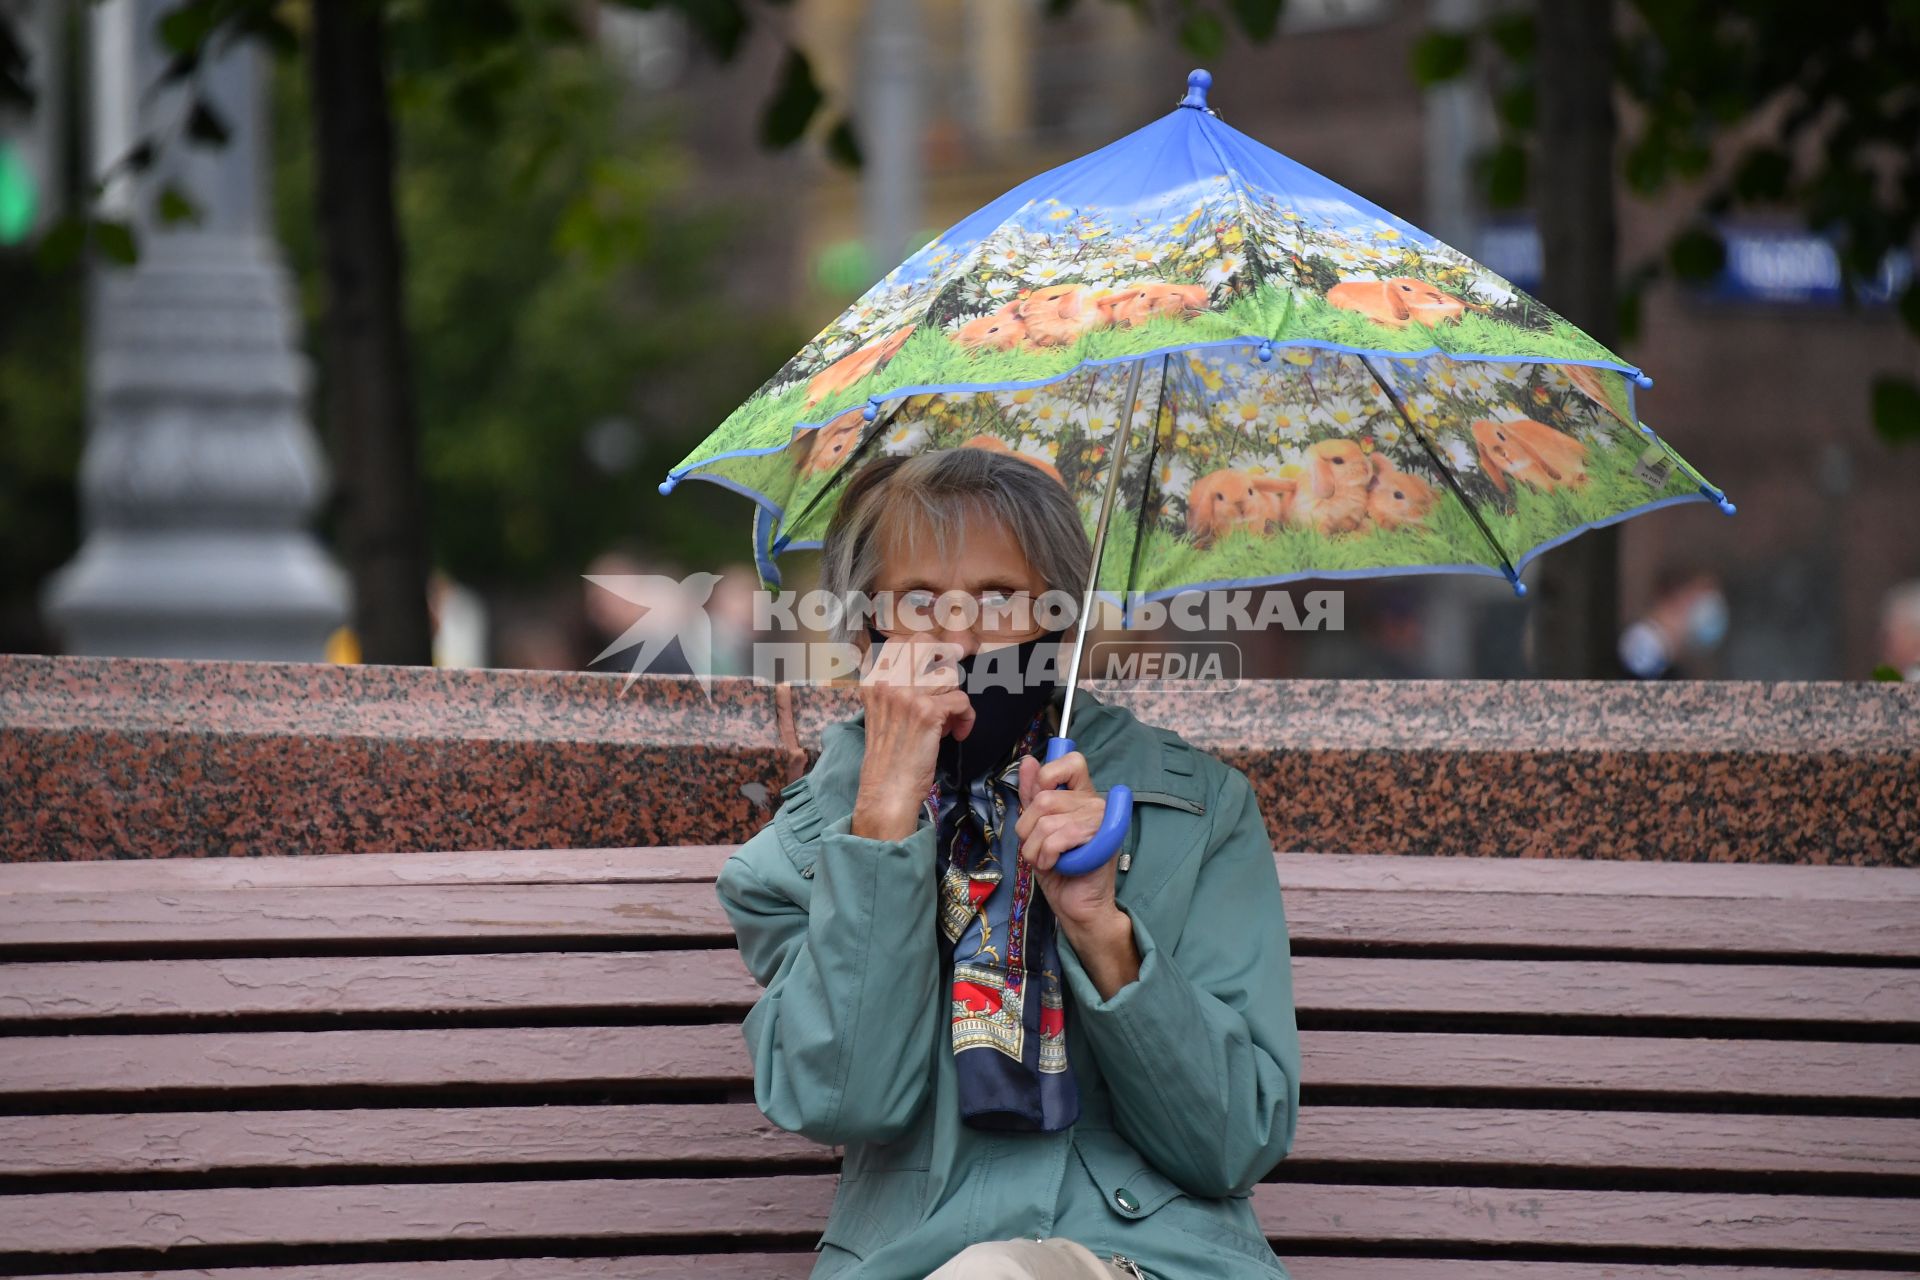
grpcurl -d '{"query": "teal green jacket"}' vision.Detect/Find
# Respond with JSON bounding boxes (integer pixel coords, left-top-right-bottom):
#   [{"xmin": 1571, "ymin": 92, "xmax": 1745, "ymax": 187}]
[{"xmin": 714, "ymin": 688, "xmax": 1301, "ymax": 1279}]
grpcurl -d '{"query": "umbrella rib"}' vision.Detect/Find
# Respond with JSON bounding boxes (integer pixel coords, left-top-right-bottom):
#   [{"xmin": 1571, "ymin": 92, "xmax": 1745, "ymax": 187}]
[
  {"xmin": 1060, "ymin": 357, "xmax": 1149, "ymax": 741},
  {"xmin": 1121, "ymin": 355, "xmax": 1173, "ymax": 622},
  {"xmin": 1358, "ymin": 355, "xmax": 1521, "ymax": 589},
  {"xmin": 772, "ymin": 400, "xmax": 908, "ymax": 551}
]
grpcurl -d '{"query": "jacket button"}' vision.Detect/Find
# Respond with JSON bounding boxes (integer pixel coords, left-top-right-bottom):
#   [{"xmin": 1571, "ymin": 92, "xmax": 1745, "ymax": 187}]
[{"xmin": 1114, "ymin": 1188, "xmax": 1138, "ymax": 1212}]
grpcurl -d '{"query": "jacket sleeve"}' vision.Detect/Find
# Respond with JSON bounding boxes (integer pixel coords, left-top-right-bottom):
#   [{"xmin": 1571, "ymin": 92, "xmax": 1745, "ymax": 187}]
[
  {"xmin": 713, "ymin": 797, "xmax": 945, "ymax": 1147},
  {"xmin": 1057, "ymin": 762, "xmax": 1302, "ymax": 1199}
]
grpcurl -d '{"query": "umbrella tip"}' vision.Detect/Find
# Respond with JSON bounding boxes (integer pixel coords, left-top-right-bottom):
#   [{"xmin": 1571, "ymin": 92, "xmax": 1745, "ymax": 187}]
[
  {"xmin": 1180, "ymin": 68, "xmax": 1212, "ymax": 110},
  {"xmin": 1632, "ymin": 370, "xmax": 1654, "ymax": 389},
  {"xmin": 658, "ymin": 476, "xmax": 678, "ymax": 495},
  {"xmin": 1509, "ymin": 576, "xmax": 1528, "ymax": 598}
]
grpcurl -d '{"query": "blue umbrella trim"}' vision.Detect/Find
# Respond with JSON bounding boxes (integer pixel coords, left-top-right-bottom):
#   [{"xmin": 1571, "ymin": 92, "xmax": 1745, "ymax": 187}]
[{"xmin": 656, "ymin": 338, "xmax": 1648, "ymax": 488}]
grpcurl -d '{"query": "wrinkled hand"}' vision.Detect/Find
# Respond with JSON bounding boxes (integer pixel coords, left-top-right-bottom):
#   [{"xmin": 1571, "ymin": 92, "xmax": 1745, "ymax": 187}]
[
  {"xmin": 1015, "ymin": 750, "xmax": 1122, "ymax": 939},
  {"xmin": 852, "ymin": 636, "xmax": 974, "ymax": 842}
]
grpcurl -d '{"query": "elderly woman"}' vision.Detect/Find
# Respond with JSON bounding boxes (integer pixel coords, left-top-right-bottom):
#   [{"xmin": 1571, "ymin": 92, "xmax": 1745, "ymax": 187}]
[{"xmin": 715, "ymin": 447, "xmax": 1301, "ymax": 1280}]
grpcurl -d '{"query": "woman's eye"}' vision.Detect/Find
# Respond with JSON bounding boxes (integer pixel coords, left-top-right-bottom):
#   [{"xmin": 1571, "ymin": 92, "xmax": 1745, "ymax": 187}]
[{"xmin": 979, "ymin": 590, "xmax": 1014, "ymax": 607}]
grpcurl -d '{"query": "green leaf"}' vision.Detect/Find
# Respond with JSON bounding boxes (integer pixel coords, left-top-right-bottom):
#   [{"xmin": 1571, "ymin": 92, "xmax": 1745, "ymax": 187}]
[
  {"xmin": 92, "ymin": 218, "xmax": 138, "ymax": 266},
  {"xmin": 156, "ymin": 183, "xmax": 202, "ymax": 227},
  {"xmin": 1486, "ymin": 11, "xmax": 1534, "ymax": 62},
  {"xmin": 1624, "ymin": 133, "xmax": 1667, "ymax": 195},
  {"xmin": 758, "ymin": 46, "xmax": 822, "ymax": 150},
  {"xmin": 187, "ymin": 97, "xmax": 231, "ymax": 146},
  {"xmin": 1411, "ymin": 31, "xmax": 1472, "ymax": 85},
  {"xmin": 1671, "ymin": 140, "xmax": 1710, "ymax": 180},
  {"xmin": 1872, "ymin": 375, "xmax": 1920, "ymax": 446},
  {"xmin": 1481, "ymin": 140, "xmax": 1527, "ymax": 209},
  {"xmin": 1616, "ymin": 269, "xmax": 1653, "ymax": 344},
  {"xmin": 1179, "ymin": 12, "xmax": 1227, "ymax": 60},
  {"xmin": 1228, "ymin": 0, "xmax": 1285, "ymax": 43},
  {"xmin": 655, "ymin": 0, "xmax": 748, "ymax": 61},
  {"xmin": 158, "ymin": 3, "xmax": 219, "ymax": 55},
  {"xmin": 1667, "ymin": 225, "xmax": 1726, "ymax": 281},
  {"xmin": 1872, "ymin": 663, "xmax": 1906, "ymax": 682},
  {"xmin": 825, "ymin": 116, "xmax": 862, "ymax": 171},
  {"xmin": 35, "ymin": 214, "xmax": 86, "ymax": 270},
  {"xmin": 1494, "ymin": 82, "xmax": 1534, "ymax": 131},
  {"xmin": 1731, "ymin": 146, "xmax": 1791, "ymax": 203},
  {"xmin": 238, "ymin": 7, "xmax": 302, "ymax": 59}
]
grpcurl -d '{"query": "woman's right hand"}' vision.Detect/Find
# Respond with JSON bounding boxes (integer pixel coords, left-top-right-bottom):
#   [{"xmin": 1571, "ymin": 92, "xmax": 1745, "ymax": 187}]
[{"xmin": 851, "ymin": 635, "xmax": 975, "ymax": 841}]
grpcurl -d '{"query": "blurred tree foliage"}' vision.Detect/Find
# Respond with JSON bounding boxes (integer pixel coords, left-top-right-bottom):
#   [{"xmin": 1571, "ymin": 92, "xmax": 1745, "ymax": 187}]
[
  {"xmin": 1413, "ymin": 0, "xmax": 1920, "ymax": 448},
  {"xmin": 1, "ymin": 0, "xmax": 1283, "ymax": 660},
  {"xmin": 268, "ymin": 34, "xmax": 804, "ymax": 586},
  {"xmin": 0, "ymin": 254, "xmax": 83, "ymax": 653}
]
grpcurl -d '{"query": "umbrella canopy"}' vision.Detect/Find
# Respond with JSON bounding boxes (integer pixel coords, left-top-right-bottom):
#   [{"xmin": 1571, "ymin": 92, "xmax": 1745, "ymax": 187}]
[{"xmin": 659, "ymin": 67, "xmax": 1733, "ymax": 609}]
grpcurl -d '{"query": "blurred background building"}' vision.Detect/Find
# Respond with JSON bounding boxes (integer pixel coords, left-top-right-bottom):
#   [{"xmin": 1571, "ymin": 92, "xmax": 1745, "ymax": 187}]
[{"xmin": 2, "ymin": 0, "xmax": 1915, "ymax": 679}]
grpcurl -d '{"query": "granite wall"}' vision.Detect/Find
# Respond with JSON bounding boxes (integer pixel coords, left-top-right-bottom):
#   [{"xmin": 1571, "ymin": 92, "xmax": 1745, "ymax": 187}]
[{"xmin": 2, "ymin": 655, "xmax": 1914, "ymax": 865}]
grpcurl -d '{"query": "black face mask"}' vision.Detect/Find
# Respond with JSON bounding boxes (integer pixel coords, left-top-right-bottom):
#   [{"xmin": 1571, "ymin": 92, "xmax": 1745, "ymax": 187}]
[{"xmin": 866, "ymin": 625, "xmax": 1070, "ymax": 784}]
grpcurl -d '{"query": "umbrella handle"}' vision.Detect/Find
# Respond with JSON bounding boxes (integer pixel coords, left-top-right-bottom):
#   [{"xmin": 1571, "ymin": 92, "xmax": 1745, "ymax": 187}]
[{"xmin": 1042, "ymin": 736, "xmax": 1133, "ymax": 877}]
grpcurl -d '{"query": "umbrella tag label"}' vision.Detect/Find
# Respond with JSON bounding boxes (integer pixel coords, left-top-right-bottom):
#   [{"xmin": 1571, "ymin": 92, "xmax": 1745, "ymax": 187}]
[{"xmin": 1633, "ymin": 445, "xmax": 1673, "ymax": 490}]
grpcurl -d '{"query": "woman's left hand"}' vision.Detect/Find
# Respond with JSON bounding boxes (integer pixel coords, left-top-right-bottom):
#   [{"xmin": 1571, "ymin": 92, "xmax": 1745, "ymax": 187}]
[{"xmin": 1015, "ymin": 750, "xmax": 1121, "ymax": 937}]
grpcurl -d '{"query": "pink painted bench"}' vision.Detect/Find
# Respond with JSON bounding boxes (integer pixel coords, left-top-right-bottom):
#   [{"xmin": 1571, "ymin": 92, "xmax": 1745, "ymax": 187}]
[{"xmin": 3, "ymin": 846, "xmax": 1918, "ymax": 1277}]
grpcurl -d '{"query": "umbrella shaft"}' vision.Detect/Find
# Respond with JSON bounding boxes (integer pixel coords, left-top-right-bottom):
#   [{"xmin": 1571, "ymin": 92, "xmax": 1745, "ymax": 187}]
[{"xmin": 1060, "ymin": 357, "xmax": 1148, "ymax": 741}]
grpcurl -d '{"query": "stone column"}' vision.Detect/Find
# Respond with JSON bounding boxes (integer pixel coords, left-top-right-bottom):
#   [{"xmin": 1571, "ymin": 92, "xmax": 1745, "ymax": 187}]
[{"xmin": 40, "ymin": 0, "xmax": 346, "ymax": 660}]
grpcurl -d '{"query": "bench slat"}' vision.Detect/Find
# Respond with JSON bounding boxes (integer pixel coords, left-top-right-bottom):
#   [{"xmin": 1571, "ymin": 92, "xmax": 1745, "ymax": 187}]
[
  {"xmin": 4, "ymin": 1177, "xmax": 1916, "ymax": 1256},
  {"xmin": 8, "ymin": 883, "xmax": 1916, "ymax": 959},
  {"xmin": 0, "ymin": 1024, "xmax": 751, "ymax": 1095},
  {"xmin": 5, "ymin": 1027, "xmax": 1913, "ymax": 1101},
  {"xmin": 14, "ymin": 1264, "xmax": 1911, "ymax": 1280},
  {"xmin": 0, "ymin": 885, "xmax": 731, "ymax": 949},
  {"xmin": 0, "ymin": 1104, "xmax": 827, "ymax": 1176},
  {"xmin": 9, "ymin": 1261, "xmax": 820, "ymax": 1280},
  {"xmin": 0, "ymin": 951, "xmax": 762, "ymax": 1021},
  {"xmin": 1251, "ymin": 1182, "xmax": 1920, "ymax": 1252},
  {"xmin": 1290, "ymin": 1266, "xmax": 1920, "ymax": 1280},
  {"xmin": 1294, "ymin": 1106, "xmax": 1920, "ymax": 1177},
  {"xmin": 6, "ymin": 951, "xmax": 1915, "ymax": 1027},
  {"xmin": 0, "ymin": 1175, "xmax": 837, "ymax": 1255},
  {"xmin": 8, "ymin": 848, "xmax": 1917, "ymax": 902},
  {"xmin": 5, "ymin": 1104, "xmax": 1912, "ymax": 1179},
  {"xmin": 0, "ymin": 847, "xmax": 743, "ymax": 893}
]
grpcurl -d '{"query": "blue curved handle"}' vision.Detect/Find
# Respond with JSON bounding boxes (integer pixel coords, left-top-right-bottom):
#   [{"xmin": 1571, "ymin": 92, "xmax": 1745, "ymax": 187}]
[{"xmin": 1043, "ymin": 735, "xmax": 1133, "ymax": 876}]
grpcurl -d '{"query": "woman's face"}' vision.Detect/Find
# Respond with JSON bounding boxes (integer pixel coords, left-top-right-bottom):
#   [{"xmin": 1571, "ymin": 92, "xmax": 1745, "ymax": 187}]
[{"xmin": 868, "ymin": 510, "xmax": 1055, "ymax": 656}]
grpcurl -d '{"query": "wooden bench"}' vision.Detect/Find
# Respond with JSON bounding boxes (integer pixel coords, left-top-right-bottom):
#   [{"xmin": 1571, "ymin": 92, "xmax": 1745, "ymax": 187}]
[{"xmin": 3, "ymin": 846, "xmax": 1918, "ymax": 1278}]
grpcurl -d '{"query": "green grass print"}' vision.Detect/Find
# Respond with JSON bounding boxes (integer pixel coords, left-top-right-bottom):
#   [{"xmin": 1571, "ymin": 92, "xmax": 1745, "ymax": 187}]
[
  {"xmin": 699, "ymin": 409, "xmax": 1711, "ymax": 600},
  {"xmin": 672, "ymin": 282, "xmax": 1627, "ymax": 486},
  {"xmin": 1281, "ymin": 294, "xmax": 1620, "ymax": 366},
  {"xmin": 676, "ymin": 276, "xmax": 1683, "ymax": 583},
  {"xmin": 1111, "ymin": 425, "xmax": 1704, "ymax": 598}
]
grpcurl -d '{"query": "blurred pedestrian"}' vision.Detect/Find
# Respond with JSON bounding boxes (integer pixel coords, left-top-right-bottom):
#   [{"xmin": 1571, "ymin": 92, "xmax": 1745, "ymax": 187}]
[
  {"xmin": 1878, "ymin": 580, "xmax": 1920, "ymax": 682},
  {"xmin": 1617, "ymin": 567, "xmax": 1729, "ymax": 680}
]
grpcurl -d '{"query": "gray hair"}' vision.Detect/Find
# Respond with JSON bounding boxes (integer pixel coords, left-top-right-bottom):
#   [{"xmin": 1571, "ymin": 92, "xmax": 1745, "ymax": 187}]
[{"xmin": 817, "ymin": 447, "xmax": 1093, "ymax": 644}]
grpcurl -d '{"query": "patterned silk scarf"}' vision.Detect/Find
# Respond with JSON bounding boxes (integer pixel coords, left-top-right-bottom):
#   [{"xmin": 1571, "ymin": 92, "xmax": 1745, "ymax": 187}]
[{"xmin": 926, "ymin": 706, "xmax": 1081, "ymax": 1132}]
